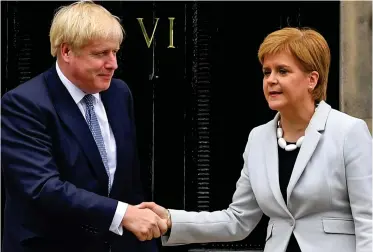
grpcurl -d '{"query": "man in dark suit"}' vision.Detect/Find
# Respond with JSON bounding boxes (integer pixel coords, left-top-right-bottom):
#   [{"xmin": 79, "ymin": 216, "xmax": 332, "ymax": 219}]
[{"xmin": 1, "ymin": 1, "xmax": 167, "ymax": 252}]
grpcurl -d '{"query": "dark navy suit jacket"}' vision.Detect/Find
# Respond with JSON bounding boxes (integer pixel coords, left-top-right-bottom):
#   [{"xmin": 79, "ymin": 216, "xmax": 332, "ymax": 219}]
[{"xmin": 1, "ymin": 65, "xmax": 157, "ymax": 252}]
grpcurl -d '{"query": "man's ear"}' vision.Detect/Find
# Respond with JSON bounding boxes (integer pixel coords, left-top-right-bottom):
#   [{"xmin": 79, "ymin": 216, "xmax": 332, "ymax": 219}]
[{"xmin": 60, "ymin": 43, "xmax": 72, "ymax": 63}]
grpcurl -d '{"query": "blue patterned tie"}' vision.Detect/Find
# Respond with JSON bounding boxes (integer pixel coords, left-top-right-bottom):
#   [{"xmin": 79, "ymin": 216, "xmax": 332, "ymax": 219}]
[{"xmin": 83, "ymin": 94, "xmax": 112, "ymax": 193}]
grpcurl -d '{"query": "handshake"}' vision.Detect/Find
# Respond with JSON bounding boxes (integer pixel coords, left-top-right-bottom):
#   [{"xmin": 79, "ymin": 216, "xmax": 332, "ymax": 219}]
[{"xmin": 121, "ymin": 202, "xmax": 171, "ymax": 241}]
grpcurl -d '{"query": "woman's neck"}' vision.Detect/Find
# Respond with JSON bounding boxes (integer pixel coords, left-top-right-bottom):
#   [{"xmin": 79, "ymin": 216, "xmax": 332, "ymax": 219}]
[{"xmin": 279, "ymin": 102, "xmax": 316, "ymax": 142}]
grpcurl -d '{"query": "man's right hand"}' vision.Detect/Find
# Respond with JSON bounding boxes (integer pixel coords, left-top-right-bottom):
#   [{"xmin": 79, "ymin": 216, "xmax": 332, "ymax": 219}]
[
  {"xmin": 121, "ymin": 205, "xmax": 168, "ymax": 241},
  {"xmin": 136, "ymin": 202, "xmax": 171, "ymax": 229}
]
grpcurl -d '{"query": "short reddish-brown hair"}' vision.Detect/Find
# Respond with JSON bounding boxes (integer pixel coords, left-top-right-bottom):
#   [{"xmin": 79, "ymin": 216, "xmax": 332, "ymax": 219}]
[{"xmin": 258, "ymin": 27, "xmax": 331, "ymax": 103}]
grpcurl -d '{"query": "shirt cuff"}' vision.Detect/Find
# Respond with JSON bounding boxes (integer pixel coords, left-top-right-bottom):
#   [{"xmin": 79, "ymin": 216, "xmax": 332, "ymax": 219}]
[{"xmin": 109, "ymin": 201, "xmax": 128, "ymax": 235}]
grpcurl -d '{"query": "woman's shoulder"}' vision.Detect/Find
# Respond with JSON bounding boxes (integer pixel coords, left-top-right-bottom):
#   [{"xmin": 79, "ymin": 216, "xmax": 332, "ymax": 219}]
[
  {"xmin": 324, "ymin": 107, "xmax": 372, "ymax": 147},
  {"xmin": 246, "ymin": 118, "xmax": 277, "ymax": 142},
  {"xmin": 327, "ymin": 108, "xmax": 367, "ymax": 131}
]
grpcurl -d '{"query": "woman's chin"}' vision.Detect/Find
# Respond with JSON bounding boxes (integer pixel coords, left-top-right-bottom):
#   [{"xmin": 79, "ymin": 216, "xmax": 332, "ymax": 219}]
[{"xmin": 267, "ymin": 100, "xmax": 286, "ymax": 111}]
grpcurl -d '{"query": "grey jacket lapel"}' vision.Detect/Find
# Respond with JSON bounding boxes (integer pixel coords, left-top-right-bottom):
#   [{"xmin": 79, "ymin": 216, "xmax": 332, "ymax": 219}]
[
  {"xmin": 286, "ymin": 101, "xmax": 331, "ymax": 203},
  {"xmin": 265, "ymin": 112, "xmax": 292, "ymax": 215}
]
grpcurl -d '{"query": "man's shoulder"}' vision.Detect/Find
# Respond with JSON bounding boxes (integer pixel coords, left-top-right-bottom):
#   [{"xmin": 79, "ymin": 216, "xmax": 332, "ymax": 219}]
[
  {"xmin": 110, "ymin": 78, "xmax": 130, "ymax": 93},
  {"xmin": 2, "ymin": 71, "xmax": 48, "ymax": 102},
  {"xmin": 108, "ymin": 78, "xmax": 135, "ymax": 104}
]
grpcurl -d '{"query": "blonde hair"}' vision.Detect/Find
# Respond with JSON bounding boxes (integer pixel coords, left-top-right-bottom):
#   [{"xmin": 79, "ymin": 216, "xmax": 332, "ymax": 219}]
[
  {"xmin": 258, "ymin": 27, "xmax": 331, "ymax": 103},
  {"xmin": 49, "ymin": 1, "xmax": 125, "ymax": 57}
]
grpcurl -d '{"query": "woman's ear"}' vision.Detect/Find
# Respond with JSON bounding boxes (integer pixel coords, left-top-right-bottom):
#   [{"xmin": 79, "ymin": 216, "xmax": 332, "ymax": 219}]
[{"xmin": 308, "ymin": 71, "xmax": 319, "ymax": 91}]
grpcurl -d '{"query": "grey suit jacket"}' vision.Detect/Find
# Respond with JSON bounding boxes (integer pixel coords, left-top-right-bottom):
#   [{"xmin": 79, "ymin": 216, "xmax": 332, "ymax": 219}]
[{"xmin": 162, "ymin": 101, "xmax": 372, "ymax": 252}]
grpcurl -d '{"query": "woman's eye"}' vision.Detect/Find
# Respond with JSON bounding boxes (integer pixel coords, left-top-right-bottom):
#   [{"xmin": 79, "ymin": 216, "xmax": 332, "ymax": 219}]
[{"xmin": 279, "ymin": 69, "xmax": 288, "ymax": 75}]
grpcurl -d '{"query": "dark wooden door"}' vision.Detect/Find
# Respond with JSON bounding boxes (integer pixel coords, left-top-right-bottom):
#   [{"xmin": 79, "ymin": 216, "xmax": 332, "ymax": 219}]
[{"xmin": 1, "ymin": 1, "xmax": 340, "ymax": 251}]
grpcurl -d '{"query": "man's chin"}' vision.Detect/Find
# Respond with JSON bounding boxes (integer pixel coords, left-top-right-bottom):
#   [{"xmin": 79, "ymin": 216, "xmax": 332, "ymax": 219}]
[{"xmin": 96, "ymin": 81, "xmax": 111, "ymax": 92}]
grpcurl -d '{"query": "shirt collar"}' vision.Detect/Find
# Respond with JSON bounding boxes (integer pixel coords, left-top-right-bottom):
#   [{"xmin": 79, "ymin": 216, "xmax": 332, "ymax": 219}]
[{"xmin": 55, "ymin": 61, "xmax": 100, "ymax": 104}]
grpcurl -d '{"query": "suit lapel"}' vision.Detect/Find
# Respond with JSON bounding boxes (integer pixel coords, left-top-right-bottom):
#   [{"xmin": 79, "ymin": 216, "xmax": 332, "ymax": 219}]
[
  {"xmin": 265, "ymin": 113, "xmax": 292, "ymax": 215},
  {"xmin": 286, "ymin": 101, "xmax": 331, "ymax": 203},
  {"xmin": 44, "ymin": 66, "xmax": 109, "ymax": 192},
  {"xmin": 100, "ymin": 83, "xmax": 131, "ymax": 197}
]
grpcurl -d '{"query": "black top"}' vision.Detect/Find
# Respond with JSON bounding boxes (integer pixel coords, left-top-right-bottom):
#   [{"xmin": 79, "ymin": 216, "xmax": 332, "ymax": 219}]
[{"xmin": 278, "ymin": 143, "xmax": 302, "ymax": 252}]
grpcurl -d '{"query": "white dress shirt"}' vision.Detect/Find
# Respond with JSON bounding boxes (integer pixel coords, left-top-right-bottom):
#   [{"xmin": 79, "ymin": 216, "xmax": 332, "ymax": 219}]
[{"xmin": 56, "ymin": 62, "xmax": 127, "ymax": 235}]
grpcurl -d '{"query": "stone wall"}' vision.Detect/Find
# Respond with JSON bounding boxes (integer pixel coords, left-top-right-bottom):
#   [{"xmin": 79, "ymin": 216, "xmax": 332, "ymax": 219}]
[{"xmin": 340, "ymin": 1, "xmax": 372, "ymax": 133}]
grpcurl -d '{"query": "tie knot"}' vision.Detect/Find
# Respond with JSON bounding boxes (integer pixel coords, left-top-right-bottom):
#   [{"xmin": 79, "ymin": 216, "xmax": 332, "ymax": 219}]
[{"xmin": 83, "ymin": 94, "xmax": 95, "ymax": 107}]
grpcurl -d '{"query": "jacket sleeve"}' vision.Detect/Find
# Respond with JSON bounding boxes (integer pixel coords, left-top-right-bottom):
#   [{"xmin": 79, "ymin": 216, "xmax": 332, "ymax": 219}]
[
  {"xmin": 162, "ymin": 129, "xmax": 263, "ymax": 245},
  {"xmin": 344, "ymin": 119, "xmax": 372, "ymax": 252}
]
